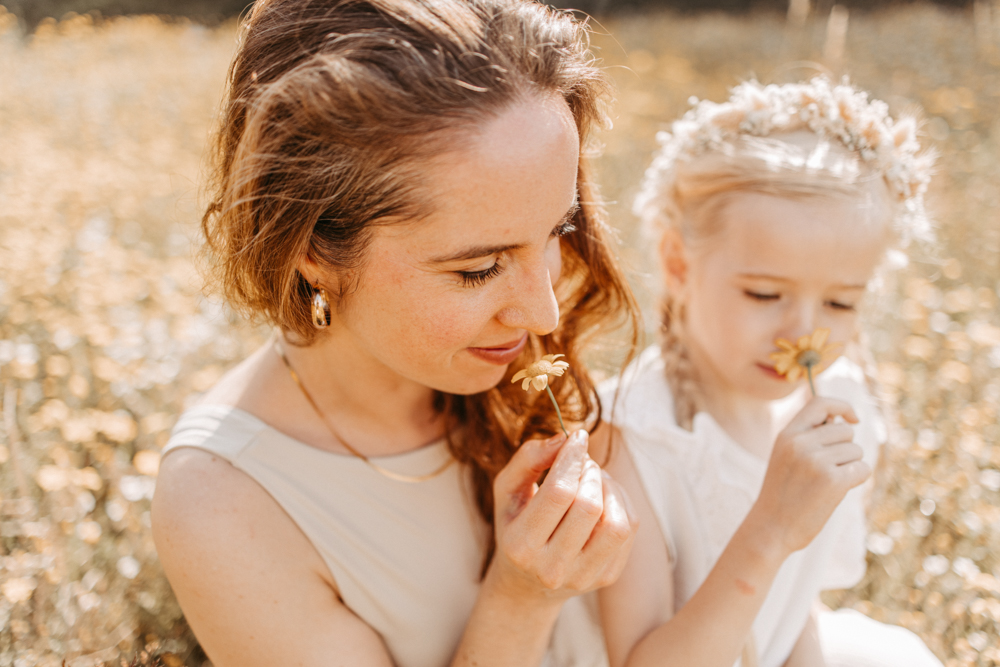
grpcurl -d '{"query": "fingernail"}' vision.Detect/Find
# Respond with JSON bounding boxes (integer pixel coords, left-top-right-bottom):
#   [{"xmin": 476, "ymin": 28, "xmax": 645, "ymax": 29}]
[{"xmin": 544, "ymin": 433, "xmax": 567, "ymax": 446}]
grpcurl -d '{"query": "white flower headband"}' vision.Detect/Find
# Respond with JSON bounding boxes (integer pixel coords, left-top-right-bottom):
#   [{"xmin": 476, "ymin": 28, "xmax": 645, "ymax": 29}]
[{"xmin": 636, "ymin": 77, "xmax": 936, "ymax": 245}]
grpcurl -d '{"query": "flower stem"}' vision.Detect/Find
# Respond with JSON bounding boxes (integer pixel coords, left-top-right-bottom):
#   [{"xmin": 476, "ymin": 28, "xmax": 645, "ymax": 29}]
[
  {"xmin": 545, "ymin": 385, "xmax": 569, "ymax": 437},
  {"xmin": 806, "ymin": 363, "xmax": 817, "ymax": 397}
]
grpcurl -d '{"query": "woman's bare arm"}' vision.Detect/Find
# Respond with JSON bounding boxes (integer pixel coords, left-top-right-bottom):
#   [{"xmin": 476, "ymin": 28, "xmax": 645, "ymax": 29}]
[
  {"xmin": 153, "ymin": 430, "xmax": 636, "ymax": 667},
  {"xmin": 152, "ymin": 448, "xmax": 396, "ymax": 667}
]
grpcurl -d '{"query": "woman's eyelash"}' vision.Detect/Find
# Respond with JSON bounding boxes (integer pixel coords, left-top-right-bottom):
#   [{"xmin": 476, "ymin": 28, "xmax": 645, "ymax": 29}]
[
  {"xmin": 745, "ymin": 290, "xmax": 779, "ymax": 301},
  {"xmin": 552, "ymin": 220, "xmax": 577, "ymax": 237},
  {"xmin": 458, "ymin": 261, "xmax": 504, "ymax": 288}
]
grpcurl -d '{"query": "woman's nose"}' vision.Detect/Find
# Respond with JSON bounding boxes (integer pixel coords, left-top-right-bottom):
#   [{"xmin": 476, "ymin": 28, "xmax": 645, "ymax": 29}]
[{"xmin": 496, "ymin": 258, "xmax": 560, "ymax": 336}]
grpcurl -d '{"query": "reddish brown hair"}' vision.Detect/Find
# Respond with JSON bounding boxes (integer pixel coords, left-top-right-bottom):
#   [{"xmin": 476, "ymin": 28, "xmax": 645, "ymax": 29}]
[{"xmin": 203, "ymin": 0, "xmax": 638, "ymax": 566}]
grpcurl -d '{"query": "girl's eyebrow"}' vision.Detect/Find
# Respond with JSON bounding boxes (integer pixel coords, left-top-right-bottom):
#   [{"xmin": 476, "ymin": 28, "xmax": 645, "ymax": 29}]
[
  {"xmin": 737, "ymin": 273, "xmax": 867, "ymax": 290},
  {"xmin": 427, "ymin": 202, "xmax": 580, "ymax": 264}
]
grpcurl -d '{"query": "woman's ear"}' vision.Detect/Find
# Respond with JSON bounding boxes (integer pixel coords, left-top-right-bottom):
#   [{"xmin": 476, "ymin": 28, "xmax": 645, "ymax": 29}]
[
  {"xmin": 296, "ymin": 253, "xmax": 337, "ymax": 294},
  {"xmin": 658, "ymin": 228, "xmax": 689, "ymax": 293}
]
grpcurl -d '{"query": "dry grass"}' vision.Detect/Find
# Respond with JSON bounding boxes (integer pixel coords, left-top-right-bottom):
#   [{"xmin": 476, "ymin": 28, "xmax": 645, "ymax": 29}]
[{"xmin": 0, "ymin": 3, "xmax": 997, "ymax": 666}]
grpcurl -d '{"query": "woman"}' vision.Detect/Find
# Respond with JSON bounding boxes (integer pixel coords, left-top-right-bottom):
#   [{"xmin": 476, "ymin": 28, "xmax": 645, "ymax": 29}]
[{"xmin": 151, "ymin": 1, "xmax": 639, "ymax": 665}]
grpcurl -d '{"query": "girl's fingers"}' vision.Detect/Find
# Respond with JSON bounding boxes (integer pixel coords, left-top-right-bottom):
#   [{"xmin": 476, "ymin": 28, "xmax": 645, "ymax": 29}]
[
  {"xmin": 545, "ymin": 458, "xmax": 604, "ymax": 557},
  {"xmin": 516, "ymin": 430, "xmax": 590, "ymax": 545},
  {"xmin": 493, "ymin": 433, "xmax": 566, "ymax": 520},
  {"xmin": 816, "ymin": 441, "xmax": 865, "ymax": 467},
  {"xmin": 788, "ymin": 397, "xmax": 858, "ymax": 431},
  {"xmin": 835, "ymin": 459, "xmax": 872, "ymax": 488},
  {"xmin": 805, "ymin": 422, "xmax": 855, "ymax": 448}
]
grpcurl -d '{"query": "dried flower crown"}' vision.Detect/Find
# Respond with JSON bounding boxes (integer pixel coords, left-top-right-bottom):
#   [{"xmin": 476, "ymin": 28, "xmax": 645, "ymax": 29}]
[{"xmin": 636, "ymin": 77, "xmax": 935, "ymax": 245}]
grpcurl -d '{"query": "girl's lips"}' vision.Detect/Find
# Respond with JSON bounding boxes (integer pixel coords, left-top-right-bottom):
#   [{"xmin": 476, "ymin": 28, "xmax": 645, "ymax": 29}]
[
  {"xmin": 757, "ymin": 362, "xmax": 785, "ymax": 380},
  {"xmin": 467, "ymin": 333, "xmax": 529, "ymax": 365}
]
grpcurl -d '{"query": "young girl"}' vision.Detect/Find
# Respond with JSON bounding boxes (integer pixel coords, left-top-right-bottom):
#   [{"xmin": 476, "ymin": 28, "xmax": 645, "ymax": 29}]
[{"xmin": 597, "ymin": 78, "xmax": 943, "ymax": 667}]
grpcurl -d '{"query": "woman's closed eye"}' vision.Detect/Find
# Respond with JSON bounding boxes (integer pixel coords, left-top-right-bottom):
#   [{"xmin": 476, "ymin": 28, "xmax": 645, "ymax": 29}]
[
  {"xmin": 551, "ymin": 220, "xmax": 577, "ymax": 237},
  {"xmin": 457, "ymin": 259, "xmax": 505, "ymax": 288}
]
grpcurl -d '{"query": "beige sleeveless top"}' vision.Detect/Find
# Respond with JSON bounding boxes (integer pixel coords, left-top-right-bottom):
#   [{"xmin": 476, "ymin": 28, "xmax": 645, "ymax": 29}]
[{"xmin": 163, "ymin": 404, "xmax": 607, "ymax": 667}]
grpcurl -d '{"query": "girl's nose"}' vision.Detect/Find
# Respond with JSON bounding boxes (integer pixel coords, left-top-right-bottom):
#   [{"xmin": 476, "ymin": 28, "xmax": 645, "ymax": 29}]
[
  {"xmin": 496, "ymin": 258, "xmax": 560, "ymax": 336},
  {"xmin": 781, "ymin": 301, "xmax": 821, "ymax": 341}
]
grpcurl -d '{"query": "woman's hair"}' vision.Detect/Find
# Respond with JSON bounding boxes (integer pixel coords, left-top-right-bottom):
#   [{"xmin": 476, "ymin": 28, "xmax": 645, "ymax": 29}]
[
  {"xmin": 635, "ymin": 78, "xmax": 935, "ymax": 428},
  {"xmin": 202, "ymin": 0, "xmax": 638, "ymax": 567}
]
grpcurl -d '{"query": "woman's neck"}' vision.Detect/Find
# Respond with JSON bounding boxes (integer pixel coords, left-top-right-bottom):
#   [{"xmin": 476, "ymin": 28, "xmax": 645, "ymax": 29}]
[{"xmin": 223, "ymin": 329, "xmax": 446, "ymax": 458}]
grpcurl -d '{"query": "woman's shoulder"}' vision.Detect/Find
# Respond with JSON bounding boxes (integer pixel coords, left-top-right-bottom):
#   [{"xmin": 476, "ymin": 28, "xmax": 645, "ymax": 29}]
[{"xmin": 155, "ymin": 407, "xmax": 275, "ymax": 533}]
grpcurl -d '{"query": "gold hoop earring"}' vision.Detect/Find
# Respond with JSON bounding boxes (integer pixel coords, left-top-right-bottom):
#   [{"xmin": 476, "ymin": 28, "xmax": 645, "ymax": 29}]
[{"xmin": 311, "ymin": 285, "xmax": 331, "ymax": 329}]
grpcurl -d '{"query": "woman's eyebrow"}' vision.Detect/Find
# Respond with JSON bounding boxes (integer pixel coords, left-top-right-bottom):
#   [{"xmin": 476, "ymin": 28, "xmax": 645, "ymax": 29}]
[
  {"xmin": 428, "ymin": 202, "xmax": 580, "ymax": 264},
  {"xmin": 429, "ymin": 241, "xmax": 526, "ymax": 264}
]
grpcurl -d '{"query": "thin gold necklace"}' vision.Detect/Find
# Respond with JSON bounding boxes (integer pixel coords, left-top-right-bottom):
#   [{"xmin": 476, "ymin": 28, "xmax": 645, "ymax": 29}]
[{"xmin": 274, "ymin": 339, "xmax": 454, "ymax": 483}]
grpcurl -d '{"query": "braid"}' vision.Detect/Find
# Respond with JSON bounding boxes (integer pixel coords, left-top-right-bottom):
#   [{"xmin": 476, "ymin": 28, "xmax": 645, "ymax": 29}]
[{"xmin": 659, "ymin": 292, "xmax": 701, "ymax": 431}]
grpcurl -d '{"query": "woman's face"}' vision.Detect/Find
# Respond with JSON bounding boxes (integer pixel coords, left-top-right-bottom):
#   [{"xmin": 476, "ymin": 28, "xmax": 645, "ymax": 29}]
[
  {"xmin": 673, "ymin": 191, "xmax": 888, "ymax": 403},
  {"xmin": 317, "ymin": 95, "xmax": 581, "ymax": 395}
]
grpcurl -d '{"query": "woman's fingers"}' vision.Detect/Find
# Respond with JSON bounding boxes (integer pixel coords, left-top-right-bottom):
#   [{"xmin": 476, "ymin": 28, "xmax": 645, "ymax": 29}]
[
  {"xmin": 518, "ymin": 430, "xmax": 591, "ymax": 543},
  {"xmin": 491, "ymin": 433, "xmax": 637, "ymax": 596},
  {"xmin": 584, "ymin": 472, "xmax": 636, "ymax": 580},
  {"xmin": 493, "ymin": 433, "xmax": 567, "ymax": 520},
  {"xmin": 544, "ymin": 458, "xmax": 604, "ymax": 557}
]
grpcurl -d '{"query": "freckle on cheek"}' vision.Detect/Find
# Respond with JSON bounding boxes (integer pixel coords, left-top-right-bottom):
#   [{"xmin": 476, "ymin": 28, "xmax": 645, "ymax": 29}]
[{"xmin": 735, "ymin": 578, "xmax": 756, "ymax": 596}]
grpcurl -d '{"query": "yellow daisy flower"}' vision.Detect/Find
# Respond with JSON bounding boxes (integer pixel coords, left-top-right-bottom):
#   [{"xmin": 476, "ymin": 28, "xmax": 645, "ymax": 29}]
[
  {"xmin": 511, "ymin": 354, "xmax": 570, "ymax": 391},
  {"xmin": 511, "ymin": 354, "xmax": 571, "ymax": 436},
  {"xmin": 769, "ymin": 328, "xmax": 841, "ymax": 395}
]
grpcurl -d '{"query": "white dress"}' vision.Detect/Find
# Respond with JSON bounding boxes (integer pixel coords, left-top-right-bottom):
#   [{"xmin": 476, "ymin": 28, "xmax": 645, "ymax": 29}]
[
  {"xmin": 601, "ymin": 345, "xmax": 943, "ymax": 667},
  {"xmin": 163, "ymin": 404, "xmax": 607, "ymax": 667}
]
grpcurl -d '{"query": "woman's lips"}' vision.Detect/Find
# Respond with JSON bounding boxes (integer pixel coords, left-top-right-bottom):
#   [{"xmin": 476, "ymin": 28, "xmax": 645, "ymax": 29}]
[{"xmin": 467, "ymin": 333, "xmax": 528, "ymax": 365}]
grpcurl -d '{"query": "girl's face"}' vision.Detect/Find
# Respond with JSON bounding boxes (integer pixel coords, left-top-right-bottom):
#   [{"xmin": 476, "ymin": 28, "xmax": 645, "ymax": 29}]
[
  {"xmin": 671, "ymin": 191, "xmax": 888, "ymax": 402},
  {"xmin": 313, "ymin": 95, "xmax": 581, "ymax": 395}
]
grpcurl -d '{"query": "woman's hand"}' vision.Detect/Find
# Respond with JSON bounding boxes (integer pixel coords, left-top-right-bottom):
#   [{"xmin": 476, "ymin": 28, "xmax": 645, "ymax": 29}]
[
  {"xmin": 488, "ymin": 429, "xmax": 637, "ymax": 603},
  {"xmin": 751, "ymin": 397, "xmax": 871, "ymax": 556},
  {"xmin": 451, "ymin": 430, "xmax": 637, "ymax": 666}
]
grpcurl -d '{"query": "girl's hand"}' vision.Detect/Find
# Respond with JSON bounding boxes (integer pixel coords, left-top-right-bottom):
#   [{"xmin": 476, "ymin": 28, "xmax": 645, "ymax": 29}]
[
  {"xmin": 487, "ymin": 429, "xmax": 637, "ymax": 604},
  {"xmin": 751, "ymin": 397, "xmax": 871, "ymax": 556}
]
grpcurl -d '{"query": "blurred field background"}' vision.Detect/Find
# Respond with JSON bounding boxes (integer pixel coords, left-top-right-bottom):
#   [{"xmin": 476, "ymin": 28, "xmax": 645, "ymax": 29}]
[{"xmin": 1, "ymin": 1, "xmax": 999, "ymax": 666}]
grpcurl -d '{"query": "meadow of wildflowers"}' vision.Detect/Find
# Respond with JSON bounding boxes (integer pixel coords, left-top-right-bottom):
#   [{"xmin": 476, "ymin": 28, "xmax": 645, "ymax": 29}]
[{"xmin": 0, "ymin": 3, "xmax": 998, "ymax": 666}]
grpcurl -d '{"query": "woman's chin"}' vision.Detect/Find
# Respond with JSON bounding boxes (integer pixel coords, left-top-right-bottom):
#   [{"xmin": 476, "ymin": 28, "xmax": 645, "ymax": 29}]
[{"xmin": 432, "ymin": 368, "xmax": 510, "ymax": 396}]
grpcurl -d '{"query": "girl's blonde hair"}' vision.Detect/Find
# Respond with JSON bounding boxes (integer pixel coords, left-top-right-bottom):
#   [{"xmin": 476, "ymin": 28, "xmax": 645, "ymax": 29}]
[
  {"xmin": 202, "ymin": 0, "xmax": 638, "ymax": 569},
  {"xmin": 635, "ymin": 78, "xmax": 934, "ymax": 428}
]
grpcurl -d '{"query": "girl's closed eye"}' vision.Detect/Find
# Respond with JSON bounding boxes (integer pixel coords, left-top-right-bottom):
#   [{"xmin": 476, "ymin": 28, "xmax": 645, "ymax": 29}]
[
  {"xmin": 826, "ymin": 299, "xmax": 856, "ymax": 311},
  {"xmin": 745, "ymin": 290, "xmax": 780, "ymax": 302}
]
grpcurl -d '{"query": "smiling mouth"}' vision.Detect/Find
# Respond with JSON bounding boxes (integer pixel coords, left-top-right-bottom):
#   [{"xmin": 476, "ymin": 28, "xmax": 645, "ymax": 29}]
[{"xmin": 467, "ymin": 333, "xmax": 529, "ymax": 365}]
